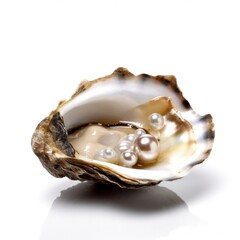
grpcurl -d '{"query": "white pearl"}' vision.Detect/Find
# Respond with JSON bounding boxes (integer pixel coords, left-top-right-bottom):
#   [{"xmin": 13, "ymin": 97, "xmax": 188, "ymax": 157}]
[
  {"xmin": 148, "ymin": 113, "xmax": 164, "ymax": 130},
  {"xmin": 98, "ymin": 150, "xmax": 105, "ymax": 158},
  {"xmin": 115, "ymin": 140, "xmax": 132, "ymax": 153},
  {"xmin": 135, "ymin": 134, "xmax": 159, "ymax": 164},
  {"xmin": 135, "ymin": 128, "xmax": 146, "ymax": 137},
  {"xmin": 126, "ymin": 133, "xmax": 136, "ymax": 142},
  {"xmin": 96, "ymin": 148, "xmax": 118, "ymax": 164},
  {"xmin": 119, "ymin": 151, "xmax": 137, "ymax": 168},
  {"xmin": 104, "ymin": 148, "xmax": 116, "ymax": 158}
]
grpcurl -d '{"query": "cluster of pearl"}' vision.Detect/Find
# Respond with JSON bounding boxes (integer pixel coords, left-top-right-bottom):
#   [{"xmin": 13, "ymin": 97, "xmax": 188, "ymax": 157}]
[{"xmin": 96, "ymin": 113, "xmax": 164, "ymax": 168}]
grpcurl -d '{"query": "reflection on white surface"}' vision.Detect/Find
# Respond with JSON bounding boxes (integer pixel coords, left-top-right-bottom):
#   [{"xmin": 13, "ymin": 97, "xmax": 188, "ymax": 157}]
[{"xmin": 40, "ymin": 182, "xmax": 201, "ymax": 239}]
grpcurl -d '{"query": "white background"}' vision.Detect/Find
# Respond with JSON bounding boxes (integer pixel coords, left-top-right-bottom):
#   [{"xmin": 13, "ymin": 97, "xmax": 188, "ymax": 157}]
[{"xmin": 0, "ymin": 0, "xmax": 239, "ymax": 239}]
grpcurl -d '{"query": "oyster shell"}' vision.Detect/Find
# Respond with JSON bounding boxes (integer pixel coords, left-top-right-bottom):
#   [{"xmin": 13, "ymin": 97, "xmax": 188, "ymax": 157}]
[{"xmin": 31, "ymin": 68, "xmax": 214, "ymax": 188}]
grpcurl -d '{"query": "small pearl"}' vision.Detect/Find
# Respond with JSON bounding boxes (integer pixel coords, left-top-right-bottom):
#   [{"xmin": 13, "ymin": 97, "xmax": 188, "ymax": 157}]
[
  {"xmin": 119, "ymin": 151, "xmax": 138, "ymax": 168},
  {"xmin": 96, "ymin": 148, "xmax": 118, "ymax": 164},
  {"xmin": 135, "ymin": 134, "xmax": 159, "ymax": 164},
  {"xmin": 148, "ymin": 113, "xmax": 164, "ymax": 130},
  {"xmin": 135, "ymin": 128, "xmax": 146, "ymax": 137},
  {"xmin": 115, "ymin": 140, "xmax": 132, "ymax": 153},
  {"xmin": 126, "ymin": 133, "xmax": 136, "ymax": 142},
  {"xmin": 104, "ymin": 148, "xmax": 116, "ymax": 159},
  {"xmin": 98, "ymin": 150, "xmax": 105, "ymax": 158}
]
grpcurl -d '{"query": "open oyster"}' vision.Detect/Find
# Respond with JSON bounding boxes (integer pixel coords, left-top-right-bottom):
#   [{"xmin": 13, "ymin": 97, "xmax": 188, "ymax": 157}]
[{"xmin": 31, "ymin": 68, "xmax": 214, "ymax": 188}]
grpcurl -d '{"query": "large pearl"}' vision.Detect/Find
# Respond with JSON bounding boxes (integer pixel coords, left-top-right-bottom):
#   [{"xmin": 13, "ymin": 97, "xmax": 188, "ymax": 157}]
[
  {"xmin": 119, "ymin": 151, "xmax": 137, "ymax": 168},
  {"xmin": 148, "ymin": 113, "xmax": 164, "ymax": 130},
  {"xmin": 135, "ymin": 134, "xmax": 159, "ymax": 163}
]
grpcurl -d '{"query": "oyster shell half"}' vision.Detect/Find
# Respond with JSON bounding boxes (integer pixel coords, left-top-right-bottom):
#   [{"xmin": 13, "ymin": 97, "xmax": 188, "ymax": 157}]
[{"xmin": 31, "ymin": 68, "xmax": 214, "ymax": 188}]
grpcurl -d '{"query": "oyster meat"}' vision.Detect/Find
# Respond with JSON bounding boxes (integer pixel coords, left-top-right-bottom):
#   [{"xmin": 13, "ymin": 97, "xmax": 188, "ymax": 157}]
[{"xmin": 31, "ymin": 68, "xmax": 214, "ymax": 188}]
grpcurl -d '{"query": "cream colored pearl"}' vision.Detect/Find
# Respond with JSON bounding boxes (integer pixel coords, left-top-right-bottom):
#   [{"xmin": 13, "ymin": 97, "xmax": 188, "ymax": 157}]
[
  {"xmin": 104, "ymin": 148, "xmax": 116, "ymax": 158},
  {"xmin": 135, "ymin": 128, "xmax": 146, "ymax": 137},
  {"xmin": 119, "ymin": 151, "xmax": 137, "ymax": 168},
  {"xmin": 148, "ymin": 113, "xmax": 164, "ymax": 130},
  {"xmin": 126, "ymin": 133, "xmax": 136, "ymax": 142},
  {"xmin": 96, "ymin": 148, "xmax": 118, "ymax": 164},
  {"xmin": 116, "ymin": 140, "xmax": 132, "ymax": 153},
  {"xmin": 135, "ymin": 134, "xmax": 159, "ymax": 163}
]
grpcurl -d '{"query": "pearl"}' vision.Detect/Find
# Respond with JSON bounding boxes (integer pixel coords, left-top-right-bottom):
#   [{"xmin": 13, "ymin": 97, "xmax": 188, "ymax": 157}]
[
  {"xmin": 119, "ymin": 151, "xmax": 138, "ymax": 168},
  {"xmin": 135, "ymin": 134, "xmax": 159, "ymax": 164},
  {"xmin": 98, "ymin": 150, "xmax": 105, "ymax": 158},
  {"xmin": 115, "ymin": 140, "xmax": 132, "ymax": 153},
  {"xmin": 148, "ymin": 113, "xmax": 164, "ymax": 130},
  {"xmin": 126, "ymin": 133, "xmax": 136, "ymax": 142},
  {"xmin": 104, "ymin": 148, "xmax": 116, "ymax": 158},
  {"xmin": 135, "ymin": 128, "xmax": 146, "ymax": 137},
  {"xmin": 96, "ymin": 148, "xmax": 118, "ymax": 164}
]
